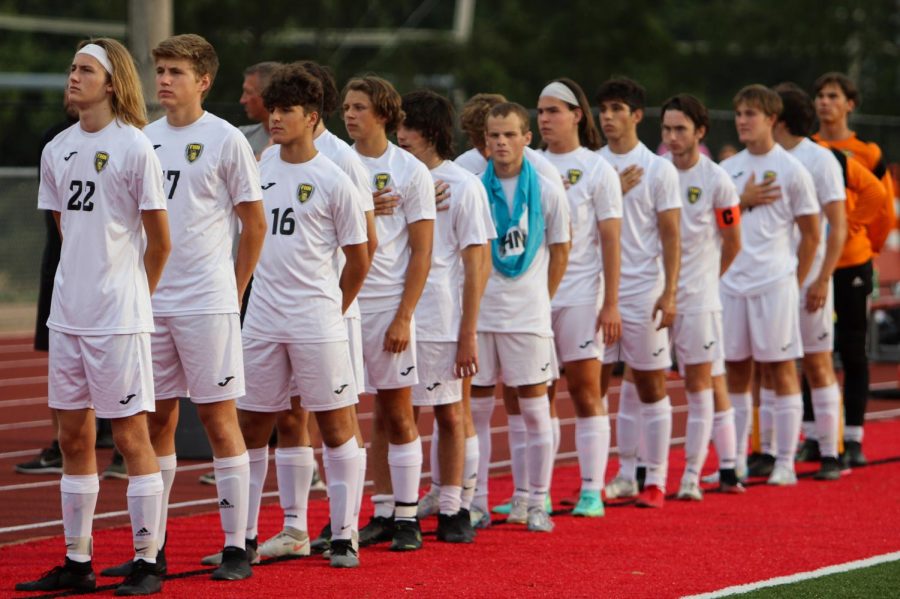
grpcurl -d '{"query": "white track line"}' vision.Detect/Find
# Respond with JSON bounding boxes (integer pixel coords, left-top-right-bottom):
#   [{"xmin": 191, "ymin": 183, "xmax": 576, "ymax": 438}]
[
  {"xmin": 0, "ymin": 358, "xmax": 47, "ymax": 369},
  {"xmin": 682, "ymin": 551, "xmax": 900, "ymax": 598},
  {"xmin": 0, "ymin": 376, "xmax": 46, "ymax": 387},
  {"xmin": 0, "ymin": 397, "xmax": 47, "ymax": 408},
  {"xmin": 0, "ymin": 344, "xmax": 33, "ymax": 354},
  {"xmin": 0, "ymin": 419, "xmax": 50, "ymax": 432}
]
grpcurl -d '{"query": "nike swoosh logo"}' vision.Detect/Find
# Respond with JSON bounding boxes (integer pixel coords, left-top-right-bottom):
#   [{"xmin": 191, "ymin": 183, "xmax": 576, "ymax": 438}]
[
  {"xmin": 119, "ymin": 394, "xmax": 136, "ymax": 405},
  {"xmin": 334, "ymin": 384, "xmax": 349, "ymax": 394},
  {"xmin": 732, "ymin": 171, "xmax": 744, "ymax": 179},
  {"xmin": 63, "ymin": 151, "xmax": 77, "ymax": 161},
  {"xmin": 817, "ymin": 332, "xmax": 829, "ymax": 340},
  {"xmin": 652, "ymin": 348, "xmax": 664, "ymax": 356},
  {"xmin": 703, "ymin": 341, "xmax": 715, "ymax": 349},
  {"xmin": 341, "ymin": 524, "xmax": 351, "ymax": 531},
  {"xmin": 781, "ymin": 343, "xmax": 792, "ymax": 351},
  {"xmin": 217, "ymin": 376, "xmax": 235, "ymax": 387},
  {"xmin": 579, "ymin": 340, "xmax": 592, "ymax": 348},
  {"xmin": 262, "ymin": 182, "xmax": 276, "ymax": 190},
  {"xmin": 153, "ymin": 144, "xmax": 162, "ymax": 150},
  {"xmin": 426, "ymin": 382, "xmax": 441, "ymax": 391},
  {"xmin": 401, "ymin": 366, "xmax": 415, "ymax": 376},
  {"xmin": 540, "ymin": 362, "xmax": 551, "ymax": 371}
]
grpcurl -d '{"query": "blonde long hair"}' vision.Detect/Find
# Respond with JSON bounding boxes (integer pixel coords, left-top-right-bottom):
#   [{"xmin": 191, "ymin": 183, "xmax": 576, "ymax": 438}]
[{"xmin": 77, "ymin": 38, "xmax": 148, "ymax": 128}]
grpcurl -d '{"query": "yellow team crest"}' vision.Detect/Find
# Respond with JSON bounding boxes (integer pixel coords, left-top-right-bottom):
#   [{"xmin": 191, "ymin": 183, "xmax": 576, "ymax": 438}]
[
  {"xmin": 687, "ymin": 186, "xmax": 702, "ymax": 204},
  {"xmin": 185, "ymin": 143, "xmax": 203, "ymax": 163},
  {"xmin": 374, "ymin": 173, "xmax": 391, "ymax": 191},
  {"xmin": 297, "ymin": 183, "xmax": 315, "ymax": 203},
  {"xmin": 566, "ymin": 169, "xmax": 583, "ymax": 185},
  {"xmin": 94, "ymin": 151, "xmax": 109, "ymax": 173},
  {"xmin": 763, "ymin": 170, "xmax": 777, "ymax": 181}
]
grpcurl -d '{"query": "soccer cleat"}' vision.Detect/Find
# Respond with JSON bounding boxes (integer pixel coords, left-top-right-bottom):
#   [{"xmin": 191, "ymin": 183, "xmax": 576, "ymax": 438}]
[
  {"xmin": 211, "ymin": 546, "xmax": 252, "ymax": 581},
  {"xmin": 571, "ymin": 490, "xmax": 605, "ymax": 517},
  {"xmin": 15, "ymin": 558, "xmax": 96, "ymax": 592},
  {"xmin": 436, "ymin": 512, "xmax": 472, "ymax": 543},
  {"xmin": 813, "ymin": 456, "xmax": 842, "ymax": 481},
  {"xmin": 201, "ymin": 537, "xmax": 258, "ymax": 566},
  {"xmin": 389, "ymin": 519, "xmax": 423, "ymax": 552},
  {"xmin": 603, "ymin": 476, "xmax": 639, "ymax": 500},
  {"xmin": 458, "ymin": 508, "xmax": 477, "ymax": 542},
  {"xmin": 795, "ymin": 438, "xmax": 821, "ymax": 462},
  {"xmin": 310, "ymin": 522, "xmax": 331, "ymax": 554},
  {"xmin": 358, "ymin": 515, "xmax": 394, "ymax": 547},
  {"xmin": 469, "ymin": 506, "xmax": 491, "ymax": 529},
  {"xmin": 701, "ymin": 470, "xmax": 720, "ymax": 484},
  {"xmin": 841, "ymin": 441, "xmax": 867, "ymax": 468},
  {"xmin": 525, "ymin": 507, "xmax": 554, "ymax": 532},
  {"xmin": 748, "ymin": 453, "xmax": 776, "ymax": 478},
  {"xmin": 101, "ymin": 546, "xmax": 167, "ymax": 577},
  {"xmin": 310, "ymin": 463, "xmax": 327, "ymax": 492},
  {"xmin": 417, "ymin": 488, "xmax": 441, "ymax": 518},
  {"xmin": 718, "ymin": 469, "xmax": 746, "ymax": 494},
  {"xmin": 102, "ymin": 451, "xmax": 128, "ymax": 480},
  {"xmin": 767, "ymin": 464, "xmax": 798, "ymax": 486},
  {"xmin": 15, "ymin": 443, "xmax": 63, "ymax": 474},
  {"xmin": 258, "ymin": 527, "xmax": 310, "ymax": 558},
  {"xmin": 676, "ymin": 479, "xmax": 703, "ymax": 501},
  {"xmin": 635, "ymin": 485, "xmax": 665, "ymax": 508},
  {"xmin": 114, "ymin": 559, "xmax": 162, "ymax": 596},
  {"xmin": 198, "ymin": 470, "xmax": 216, "ymax": 485},
  {"xmin": 506, "ymin": 496, "xmax": 528, "ymax": 524},
  {"xmin": 329, "ymin": 539, "xmax": 359, "ymax": 568},
  {"xmin": 491, "ymin": 497, "xmax": 513, "ymax": 515}
]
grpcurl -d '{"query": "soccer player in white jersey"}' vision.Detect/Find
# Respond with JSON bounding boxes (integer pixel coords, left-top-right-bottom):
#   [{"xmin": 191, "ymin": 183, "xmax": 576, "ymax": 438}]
[
  {"xmin": 342, "ymin": 76, "xmax": 435, "ymax": 551},
  {"xmin": 595, "ymin": 78, "xmax": 681, "ymax": 509},
  {"xmin": 660, "ymin": 94, "xmax": 744, "ymax": 498},
  {"xmin": 760, "ymin": 83, "xmax": 846, "ymax": 481},
  {"xmin": 396, "ymin": 90, "xmax": 492, "ymax": 542},
  {"xmin": 237, "ymin": 63, "xmax": 370, "ymax": 569},
  {"xmin": 16, "ymin": 38, "xmax": 171, "ymax": 596},
  {"xmin": 94, "ymin": 35, "xmax": 266, "ymax": 583},
  {"xmin": 718, "ymin": 85, "xmax": 820, "ymax": 486},
  {"xmin": 472, "ymin": 102, "xmax": 571, "ymax": 532},
  {"xmin": 537, "ymin": 78, "xmax": 623, "ymax": 517}
]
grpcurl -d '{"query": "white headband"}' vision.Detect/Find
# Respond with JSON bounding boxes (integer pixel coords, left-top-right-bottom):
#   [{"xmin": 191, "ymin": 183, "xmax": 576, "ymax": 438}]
[
  {"xmin": 540, "ymin": 81, "xmax": 579, "ymax": 107},
  {"xmin": 76, "ymin": 44, "xmax": 114, "ymax": 76}
]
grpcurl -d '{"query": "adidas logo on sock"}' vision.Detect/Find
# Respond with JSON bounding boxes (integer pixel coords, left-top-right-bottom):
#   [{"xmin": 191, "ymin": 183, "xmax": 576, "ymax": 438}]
[
  {"xmin": 219, "ymin": 498, "xmax": 233, "ymax": 508},
  {"xmin": 136, "ymin": 527, "xmax": 151, "ymax": 537}
]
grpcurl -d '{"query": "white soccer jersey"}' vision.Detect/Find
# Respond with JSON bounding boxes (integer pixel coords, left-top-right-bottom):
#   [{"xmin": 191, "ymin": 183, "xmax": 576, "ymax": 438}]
[
  {"xmin": 242, "ymin": 151, "xmax": 367, "ymax": 343},
  {"xmin": 670, "ymin": 154, "xmax": 740, "ymax": 314},
  {"xmin": 353, "ymin": 142, "xmax": 436, "ymax": 314},
  {"xmin": 719, "ymin": 145, "xmax": 820, "ymax": 296},
  {"xmin": 456, "ymin": 146, "xmax": 567, "ymax": 196},
  {"xmin": 415, "ymin": 160, "xmax": 493, "ymax": 342},
  {"xmin": 598, "ymin": 142, "xmax": 681, "ymax": 318},
  {"xmin": 144, "ymin": 112, "xmax": 262, "ymax": 316},
  {"xmin": 542, "ymin": 147, "xmax": 623, "ymax": 307},
  {"xmin": 477, "ymin": 170, "xmax": 571, "ymax": 335},
  {"xmin": 787, "ymin": 138, "xmax": 846, "ymax": 287},
  {"xmin": 38, "ymin": 120, "xmax": 166, "ymax": 335}
]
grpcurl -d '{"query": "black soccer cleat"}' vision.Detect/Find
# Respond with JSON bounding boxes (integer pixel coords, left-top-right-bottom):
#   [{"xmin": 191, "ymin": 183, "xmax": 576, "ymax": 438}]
[
  {"xmin": 15, "ymin": 557, "xmax": 96, "ymax": 592},
  {"xmin": 748, "ymin": 453, "xmax": 776, "ymax": 478},
  {"xmin": 635, "ymin": 466, "xmax": 647, "ymax": 492},
  {"xmin": 390, "ymin": 518, "xmax": 423, "ymax": 552},
  {"xmin": 329, "ymin": 539, "xmax": 360, "ymax": 568},
  {"xmin": 814, "ymin": 456, "xmax": 842, "ymax": 481},
  {"xmin": 795, "ymin": 438, "xmax": 821, "ymax": 463},
  {"xmin": 211, "ymin": 546, "xmax": 252, "ymax": 581},
  {"xmin": 101, "ymin": 546, "xmax": 167, "ymax": 577},
  {"xmin": 114, "ymin": 559, "xmax": 162, "ymax": 596},
  {"xmin": 310, "ymin": 522, "xmax": 332, "ymax": 554},
  {"xmin": 359, "ymin": 515, "xmax": 394, "ymax": 547},
  {"xmin": 436, "ymin": 512, "xmax": 473, "ymax": 544},
  {"xmin": 14, "ymin": 442, "xmax": 63, "ymax": 474},
  {"xmin": 458, "ymin": 508, "xmax": 477, "ymax": 543},
  {"xmin": 841, "ymin": 440, "xmax": 867, "ymax": 468}
]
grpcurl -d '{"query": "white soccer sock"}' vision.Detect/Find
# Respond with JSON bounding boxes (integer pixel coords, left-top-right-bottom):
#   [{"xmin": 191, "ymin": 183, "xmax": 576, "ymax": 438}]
[
  {"xmin": 575, "ymin": 415, "xmax": 610, "ymax": 493},
  {"xmin": 354, "ymin": 446, "xmax": 367, "ymax": 533},
  {"xmin": 641, "ymin": 397, "xmax": 673, "ymax": 490},
  {"xmin": 439, "ymin": 485, "xmax": 462, "ymax": 516},
  {"xmin": 275, "ymin": 446, "xmax": 314, "ymax": 533},
  {"xmin": 461, "ymin": 435, "xmax": 479, "ymax": 511},
  {"xmin": 470, "ymin": 396, "xmax": 494, "ymax": 511},
  {"xmin": 812, "ymin": 383, "xmax": 841, "ymax": 459},
  {"xmin": 508, "ymin": 414, "xmax": 529, "ymax": 500},
  {"xmin": 519, "ymin": 395, "xmax": 553, "ymax": 510},
  {"xmin": 429, "ymin": 420, "xmax": 441, "ymax": 492},
  {"xmin": 684, "ymin": 390, "xmax": 714, "ymax": 482},
  {"xmin": 774, "ymin": 393, "xmax": 803, "ymax": 468},
  {"xmin": 155, "ymin": 454, "xmax": 176, "ymax": 549},
  {"xmin": 127, "ymin": 472, "xmax": 163, "ymax": 563},
  {"xmin": 759, "ymin": 387, "xmax": 777, "ymax": 455},
  {"xmin": 388, "ymin": 437, "xmax": 422, "ymax": 521},
  {"xmin": 551, "ymin": 416, "xmax": 561, "ymax": 463},
  {"xmin": 801, "ymin": 420, "xmax": 818, "ymax": 442},
  {"xmin": 61, "ymin": 474, "xmax": 99, "ymax": 563},
  {"xmin": 323, "ymin": 438, "xmax": 360, "ymax": 542},
  {"xmin": 729, "ymin": 392, "xmax": 752, "ymax": 472},
  {"xmin": 712, "ymin": 408, "xmax": 737, "ymax": 470},
  {"xmin": 845, "ymin": 425, "xmax": 864, "ymax": 443},
  {"xmin": 371, "ymin": 494, "xmax": 395, "ymax": 519},
  {"xmin": 246, "ymin": 446, "xmax": 269, "ymax": 540},
  {"xmin": 616, "ymin": 380, "xmax": 641, "ymax": 480},
  {"xmin": 214, "ymin": 452, "xmax": 250, "ymax": 549}
]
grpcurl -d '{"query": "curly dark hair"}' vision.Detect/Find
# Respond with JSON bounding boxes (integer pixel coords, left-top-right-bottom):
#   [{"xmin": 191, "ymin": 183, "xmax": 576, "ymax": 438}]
[
  {"xmin": 262, "ymin": 63, "xmax": 323, "ymax": 123},
  {"xmin": 774, "ymin": 82, "xmax": 815, "ymax": 137},
  {"xmin": 401, "ymin": 90, "xmax": 455, "ymax": 160},
  {"xmin": 342, "ymin": 75, "xmax": 403, "ymax": 135},
  {"xmin": 295, "ymin": 60, "xmax": 339, "ymax": 120},
  {"xmin": 660, "ymin": 94, "xmax": 710, "ymax": 139},
  {"xmin": 595, "ymin": 77, "xmax": 646, "ymax": 111}
]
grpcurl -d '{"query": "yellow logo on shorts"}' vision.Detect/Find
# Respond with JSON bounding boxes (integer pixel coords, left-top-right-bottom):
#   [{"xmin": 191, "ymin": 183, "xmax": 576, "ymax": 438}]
[
  {"xmin": 185, "ymin": 143, "xmax": 203, "ymax": 163},
  {"xmin": 297, "ymin": 183, "xmax": 315, "ymax": 203},
  {"xmin": 94, "ymin": 151, "xmax": 109, "ymax": 173},
  {"xmin": 687, "ymin": 186, "xmax": 702, "ymax": 204},
  {"xmin": 374, "ymin": 173, "xmax": 391, "ymax": 190},
  {"xmin": 566, "ymin": 169, "xmax": 583, "ymax": 185},
  {"xmin": 763, "ymin": 170, "xmax": 777, "ymax": 181}
]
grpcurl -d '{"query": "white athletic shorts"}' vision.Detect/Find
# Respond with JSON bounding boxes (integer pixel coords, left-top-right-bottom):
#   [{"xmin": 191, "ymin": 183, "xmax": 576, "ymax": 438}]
[
  {"xmin": 152, "ymin": 313, "xmax": 244, "ymax": 403},
  {"xmin": 239, "ymin": 337, "xmax": 359, "ymax": 413},
  {"xmin": 721, "ymin": 277, "xmax": 803, "ymax": 362},
  {"xmin": 472, "ymin": 332, "xmax": 555, "ymax": 388},
  {"xmin": 603, "ymin": 317, "xmax": 671, "ymax": 371},
  {"xmin": 361, "ymin": 310, "xmax": 418, "ymax": 392},
  {"xmin": 412, "ymin": 341, "xmax": 462, "ymax": 407},
  {"xmin": 552, "ymin": 304, "xmax": 603, "ymax": 363},
  {"xmin": 290, "ymin": 316, "xmax": 364, "ymax": 399},
  {"xmin": 48, "ymin": 331, "xmax": 155, "ymax": 419},
  {"xmin": 799, "ymin": 281, "xmax": 834, "ymax": 354},
  {"xmin": 672, "ymin": 311, "xmax": 725, "ymax": 367}
]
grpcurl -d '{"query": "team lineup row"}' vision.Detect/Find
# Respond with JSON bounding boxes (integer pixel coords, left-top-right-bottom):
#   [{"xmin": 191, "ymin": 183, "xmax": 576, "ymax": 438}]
[{"xmin": 16, "ymin": 31, "xmax": 895, "ymax": 596}]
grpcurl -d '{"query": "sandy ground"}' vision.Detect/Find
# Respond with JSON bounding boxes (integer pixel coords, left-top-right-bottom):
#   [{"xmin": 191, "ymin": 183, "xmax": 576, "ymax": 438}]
[{"xmin": 0, "ymin": 303, "xmax": 35, "ymax": 334}]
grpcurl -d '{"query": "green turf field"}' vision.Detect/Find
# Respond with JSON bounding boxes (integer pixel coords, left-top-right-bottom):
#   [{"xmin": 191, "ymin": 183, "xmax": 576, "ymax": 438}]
[{"xmin": 738, "ymin": 558, "xmax": 900, "ymax": 598}]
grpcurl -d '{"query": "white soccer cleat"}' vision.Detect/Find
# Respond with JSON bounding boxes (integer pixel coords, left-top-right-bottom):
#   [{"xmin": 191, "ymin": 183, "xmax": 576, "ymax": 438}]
[
  {"xmin": 676, "ymin": 479, "xmax": 704, "ymax": 501},
  {"xmin": 526, "ymin": 507, "xmax": 554, "ymax": 533},
  {"xmin": 603, "ymin": 476, "xmax": 639, "ymax": 500},
  {"xmin": 766, "ymin": 464, "xmax": 798, "ymax": 486},
  {"xmin": 507, "ymin": 496, "xmax": 528, "ymax": 524},
  {"xmin": 258, "ymin": 527, "xmax": 311, "ymax": 558},
  {"xmin": 417, "ymin": 489, "xmax": 441, "ymax": 519}
]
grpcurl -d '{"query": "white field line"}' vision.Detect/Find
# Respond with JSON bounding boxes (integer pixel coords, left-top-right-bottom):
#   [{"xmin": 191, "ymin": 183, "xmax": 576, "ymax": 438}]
[
  {"xmin": 681, "ymin": 551, "xmax": 900, "ymax": 598},
  {"xmin": 0, "ymin": 397, "xmax": 47, "ymax": 408},
  {"xmin": 0, "ymin": 358, "xmax": 47, "ymax": 369},
  {"xmin": 0, "ymin": 376, "xmax": 46, "ymax": 387},
  {"xmin": 0, "ymin": 419, "xmax": 50, "ymax": 431}
]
